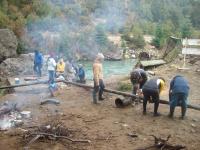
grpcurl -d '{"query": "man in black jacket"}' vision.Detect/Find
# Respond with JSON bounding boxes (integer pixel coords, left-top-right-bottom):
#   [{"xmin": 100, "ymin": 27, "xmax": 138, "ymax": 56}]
[
  {"xmin": 130, "ymin": 65, "xmax": 148, "ymax": 95},
  {"xmin": 142, "ymin": 77, "xmax": 165, "ymax": 116}
]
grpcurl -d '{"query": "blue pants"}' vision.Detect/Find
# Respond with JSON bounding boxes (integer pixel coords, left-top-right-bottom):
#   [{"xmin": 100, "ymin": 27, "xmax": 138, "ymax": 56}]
[
  {"xmin": 169, "ymin": 93, "xmax": 188, "ymax": 109},
  {"xmin": 34, "ymin": 63, "xmax": 42, "ymax": 77},
  {"xmin": 48, "ymin": 70, "xmax": 55, "ymax": 84}
]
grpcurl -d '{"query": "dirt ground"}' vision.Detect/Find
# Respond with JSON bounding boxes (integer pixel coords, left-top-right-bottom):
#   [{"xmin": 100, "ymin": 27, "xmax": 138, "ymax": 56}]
[{"xmin": 0, "ymin": 63, "xmax": 200, "ymax": 150}]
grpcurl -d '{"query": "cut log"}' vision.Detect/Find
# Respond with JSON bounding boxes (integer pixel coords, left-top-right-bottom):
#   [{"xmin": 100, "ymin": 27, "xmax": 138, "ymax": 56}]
[{"xmin": 115, "ymin": 97, "xmax": 132, "ymax": 108}]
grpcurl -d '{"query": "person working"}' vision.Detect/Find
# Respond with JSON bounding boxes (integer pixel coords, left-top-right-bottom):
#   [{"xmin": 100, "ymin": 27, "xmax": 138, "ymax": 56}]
[
  {"xmin": 130, "ymin": 64, "xmax": 148, "ymax": 95},
  {"xmin": 168, "ymin": 75, "xmax": 189, "ymax": 120},
  {"xmin": 142, "ymin": 77, "xmax": 165, "ymax": 116}
]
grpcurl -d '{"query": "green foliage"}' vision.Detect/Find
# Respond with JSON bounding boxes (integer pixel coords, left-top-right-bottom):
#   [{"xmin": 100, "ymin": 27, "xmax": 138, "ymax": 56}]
[
  {"xmin": 95, "ymin": 24, "xmax": 108, "ymax": 47},
  {"xmin": 0, "ymin": 0, "xmax": 200, "ymax": 56},
  {"xmin": 180, "ymin": 17, "xmax": 192, "ymax": 38},
  {"xmin": 121, "ymin": 24, "xmax": 145, "ymax": 49},
  {"xmin": 17, "ymin": 40, "xmax": 26, "ymax": 54},
  {"xmin": 117, "ymin": 81, "xmax": 132, "ymax": 92}
]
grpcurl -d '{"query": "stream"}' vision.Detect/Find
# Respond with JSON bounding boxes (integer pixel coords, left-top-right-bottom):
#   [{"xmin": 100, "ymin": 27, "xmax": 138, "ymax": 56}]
[{"xmin": 79, "ymin": 59, "xmax": 136, "ymax": 80}]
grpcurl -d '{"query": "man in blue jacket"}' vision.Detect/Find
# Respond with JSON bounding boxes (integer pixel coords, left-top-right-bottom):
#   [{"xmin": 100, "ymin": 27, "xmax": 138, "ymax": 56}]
[
  {"xmin": 34, "ymin": 50, "xmax": 43, "ymax": 77},
  {"xmin": 168, "ymin": 75, "xmax": 190, "ymax": 119},
  {"xmin": 78, "ymin": 64, "xmax": 86, "ymax": 83}
]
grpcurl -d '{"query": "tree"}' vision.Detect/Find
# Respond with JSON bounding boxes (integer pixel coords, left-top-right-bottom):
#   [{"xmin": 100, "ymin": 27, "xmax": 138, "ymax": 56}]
[
  {"xmin": 95, "ymin": 24, "xmax": 108, "ymax": 47},
  {"xmin": 181, "ymin": 17, "xmax": 192, "ymax": 38}
]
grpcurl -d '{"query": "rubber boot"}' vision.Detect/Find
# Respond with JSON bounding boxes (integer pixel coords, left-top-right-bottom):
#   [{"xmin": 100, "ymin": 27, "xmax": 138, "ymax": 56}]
[
  {"xmin": 98, "ymin": 88, "xmax": 105, "ymax": 101},
  {"xmin": 153, "ymin": 101, "xmax": 160, "ymax": 117},
  {"xmin": 168, "ymin": 107, "xmax": 174, "ymax": 118},
  {"xmin": 143, "ymin": 101, "xmax": 147, "ymax": 115},
  {"xmin": 92, "ymin": 91, "xmax": 98, "ymax": 104},
  {"xmin": 181, "ymin": 107, "xmax": 186, "ymax": 120}
]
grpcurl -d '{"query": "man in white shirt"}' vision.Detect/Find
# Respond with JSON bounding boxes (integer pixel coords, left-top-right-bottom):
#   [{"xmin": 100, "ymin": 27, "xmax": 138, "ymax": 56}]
[{"xmin": 47, "ymin": 54, "xmax": 57, "ymax": 96}]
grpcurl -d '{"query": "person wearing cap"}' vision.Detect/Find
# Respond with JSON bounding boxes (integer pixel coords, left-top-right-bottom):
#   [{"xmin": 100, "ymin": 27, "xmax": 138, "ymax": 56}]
[
  {"xmin": 142, "ymin": 77, "xmax": 165, "ymax": 116},
  {"xmin": 168, "ymin": 75, "xmax": 189, "ymax": 119},
  {"xmin": 56, "ymin": 58, "xmax": 65, "ymax": 77},
  {"xmin": 33, "ymin": 50, "xmax": 43, "ymax": 77},
  {"xmin": 78, "ymin": 64, "xmax": 86, "ymax": 83},
  {"xmin": 92, "ymin": 53, "xmax": 105, "ymax": 104}
]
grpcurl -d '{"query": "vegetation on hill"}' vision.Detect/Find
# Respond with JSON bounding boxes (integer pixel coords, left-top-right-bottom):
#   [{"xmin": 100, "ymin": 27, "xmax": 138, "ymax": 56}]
[{"xmin": 0, "ymin": 0, "xmax": 200, "ymax": 56}]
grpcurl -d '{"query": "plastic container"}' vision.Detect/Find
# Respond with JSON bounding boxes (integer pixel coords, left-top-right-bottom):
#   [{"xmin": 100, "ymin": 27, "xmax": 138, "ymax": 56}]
[{"xmin": 15, "ymin": 78, "xmax": 20, "ymax": 84}]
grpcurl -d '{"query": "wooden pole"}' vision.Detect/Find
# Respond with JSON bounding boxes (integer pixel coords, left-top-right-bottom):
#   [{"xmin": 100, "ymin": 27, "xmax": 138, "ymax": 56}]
[
  {"xmin": 0, "ymin": 80, "xmax": 63, "ymax": 90},
  {"xmin": 0, "ymin": 80, "xmax": 200, "ymax": 111},
  {"xmin": 63, "ymin": 81, "xmax": 200, "ymax": 111}
]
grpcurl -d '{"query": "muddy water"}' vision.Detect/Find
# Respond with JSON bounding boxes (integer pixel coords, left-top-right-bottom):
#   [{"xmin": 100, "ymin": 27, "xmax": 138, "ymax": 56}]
[{"xmin": 80, "ymin": 59, "xmax": 136, "ymax": 80}]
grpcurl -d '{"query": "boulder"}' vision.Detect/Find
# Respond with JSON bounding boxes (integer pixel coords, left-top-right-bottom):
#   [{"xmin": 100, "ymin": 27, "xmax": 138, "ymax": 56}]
[
  {"xmin": 104, "ymin": 51, "xmax": 122, "ymax": 61},
  {"xmin": 0, "ymin": 53, "xmax": 49, "ymax": 77},
  {"xmin": 0, "ymin": 29, "xmax": 18, "ymax": 63}
]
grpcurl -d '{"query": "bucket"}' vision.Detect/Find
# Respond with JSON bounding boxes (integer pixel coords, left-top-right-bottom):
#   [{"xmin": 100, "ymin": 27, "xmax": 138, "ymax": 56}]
[{"xmin": 15, "ymin": 78, "xmax": 20, "ymax": 84}]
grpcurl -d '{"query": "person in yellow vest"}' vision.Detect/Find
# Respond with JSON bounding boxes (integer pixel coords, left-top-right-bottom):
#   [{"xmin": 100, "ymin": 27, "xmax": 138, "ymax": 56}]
[
  {"xmin": 142, "ymin": 77, "xmax": 165, "ymax": 116},
  {"xmin": 92, "ymin": 53, "xmax": 105, "ymax": 104},
  {"xmin": 56, "ymin": 58, "xmax": 65, "ymax": 77}
]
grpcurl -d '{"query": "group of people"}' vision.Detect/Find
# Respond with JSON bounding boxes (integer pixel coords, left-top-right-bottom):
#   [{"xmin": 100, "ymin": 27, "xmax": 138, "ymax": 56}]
[
  {"xmin": 34, "ymin": 51, "xmax": 190, "ymax": 119},
  {"xmin": 92, "ymin": 53, "xmax": 190, "ymax": 120},
  {"xmin": 130, "ymin": 65, "xmax": 190, "ymax": 119},
  {"xmin": 33, "ymin": 50, "xmax": 86, "ymax": 96}
]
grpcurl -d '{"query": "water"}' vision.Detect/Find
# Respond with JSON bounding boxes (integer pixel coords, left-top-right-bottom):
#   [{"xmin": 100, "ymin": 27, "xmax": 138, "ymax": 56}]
[{"xmin": 79, "ymin": 59, "xmax": 136, "ymax": 80}]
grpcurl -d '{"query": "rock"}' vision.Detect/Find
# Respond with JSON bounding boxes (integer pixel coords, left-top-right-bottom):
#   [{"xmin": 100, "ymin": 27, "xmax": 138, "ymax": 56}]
[
  {"xmin": 0, "ymin": 29, "xmax": 18, "ymax": 63},
  {"xmin": 191, "ymin": 123, "xmax": 196, "ymax": 128},
  {"xmin": 192, "ymin": 119, "xmax": 198, "ymax": 122},
  {"xmin": 40, "ymin": 99, "xmax": 60, "ymax": 105},
  {"xmin": 104, "ymin": 51, "xmax": 122, "ymax": 61},
  {"xmin": 0, "ymin": 53, "xmax": 49, "ymax": 77}
]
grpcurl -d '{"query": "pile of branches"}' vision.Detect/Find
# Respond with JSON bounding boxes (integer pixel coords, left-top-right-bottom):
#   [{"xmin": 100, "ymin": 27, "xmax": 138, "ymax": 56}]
[
  {"xmin": 23, "ymin": 120, "xmax": 90, "ymax": 148},
  {"xmin": 137, "ymin": 135, "xmax": 186, "ymax": 150}
]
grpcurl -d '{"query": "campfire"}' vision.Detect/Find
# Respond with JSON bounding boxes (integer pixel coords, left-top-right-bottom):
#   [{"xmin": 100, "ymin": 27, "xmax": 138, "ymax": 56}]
[{"xmin": 0, "ymin": 102, "xmax": 31, "ymax": 131}]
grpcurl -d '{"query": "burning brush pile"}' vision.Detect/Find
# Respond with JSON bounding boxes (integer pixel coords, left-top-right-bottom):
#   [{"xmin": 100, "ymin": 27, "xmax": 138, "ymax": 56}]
[
  {"xmin": 23, "ymin": 120, "xmax": 91, "ymax": 148},
  {"xmin": 0, "ymin": 101, "xmax": 31, "ymax": 131}
]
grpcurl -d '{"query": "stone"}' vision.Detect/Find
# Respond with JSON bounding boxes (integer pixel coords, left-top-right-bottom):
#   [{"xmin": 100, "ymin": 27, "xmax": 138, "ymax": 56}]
[
  {"xmin": 0, "ymin": 53, "xmax": 49, "ymax": 77},
  {"xmin": 0, "ymin": 29, "xmax": 18, "ymax": 63}
]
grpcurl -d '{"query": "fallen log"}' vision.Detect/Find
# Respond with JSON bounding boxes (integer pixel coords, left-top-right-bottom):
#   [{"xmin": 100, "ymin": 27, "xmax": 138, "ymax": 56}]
[
  {"xmin": 63, "ymin": 81, "xmax": 200, "ymax": 111},
  {"xmin": 0, "ymin": 80, "xmax": 200, "ymax": 111},
  {"xmin": 0, "ymin": 80, "xmax": 49, "ymax": 89},
  {"xmin": 0, "ymin": 80, "xmax": 63, "ymax": 90}
]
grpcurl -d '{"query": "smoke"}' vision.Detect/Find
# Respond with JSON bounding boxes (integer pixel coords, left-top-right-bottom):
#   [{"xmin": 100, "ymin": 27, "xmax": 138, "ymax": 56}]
[{"xmin": 22, "ymin": 0, "xmax": 128, "ymax": 60}]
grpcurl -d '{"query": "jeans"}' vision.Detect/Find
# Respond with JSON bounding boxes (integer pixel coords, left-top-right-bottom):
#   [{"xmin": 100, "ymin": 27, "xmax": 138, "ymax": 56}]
[
  {"xmin": 48, "ymin": 70, "xmax": 55, "ymax": 84},
  {"xmin": 34, "ymin": 63, "xmax": 42, "ymax": 77},
  {"xmin": 92, "ymin": 79, "xmax": 105, "ymax": 103},
  {"xmin": 169, "ymin": 93, "xmax": 188, "ymax": 109}
]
